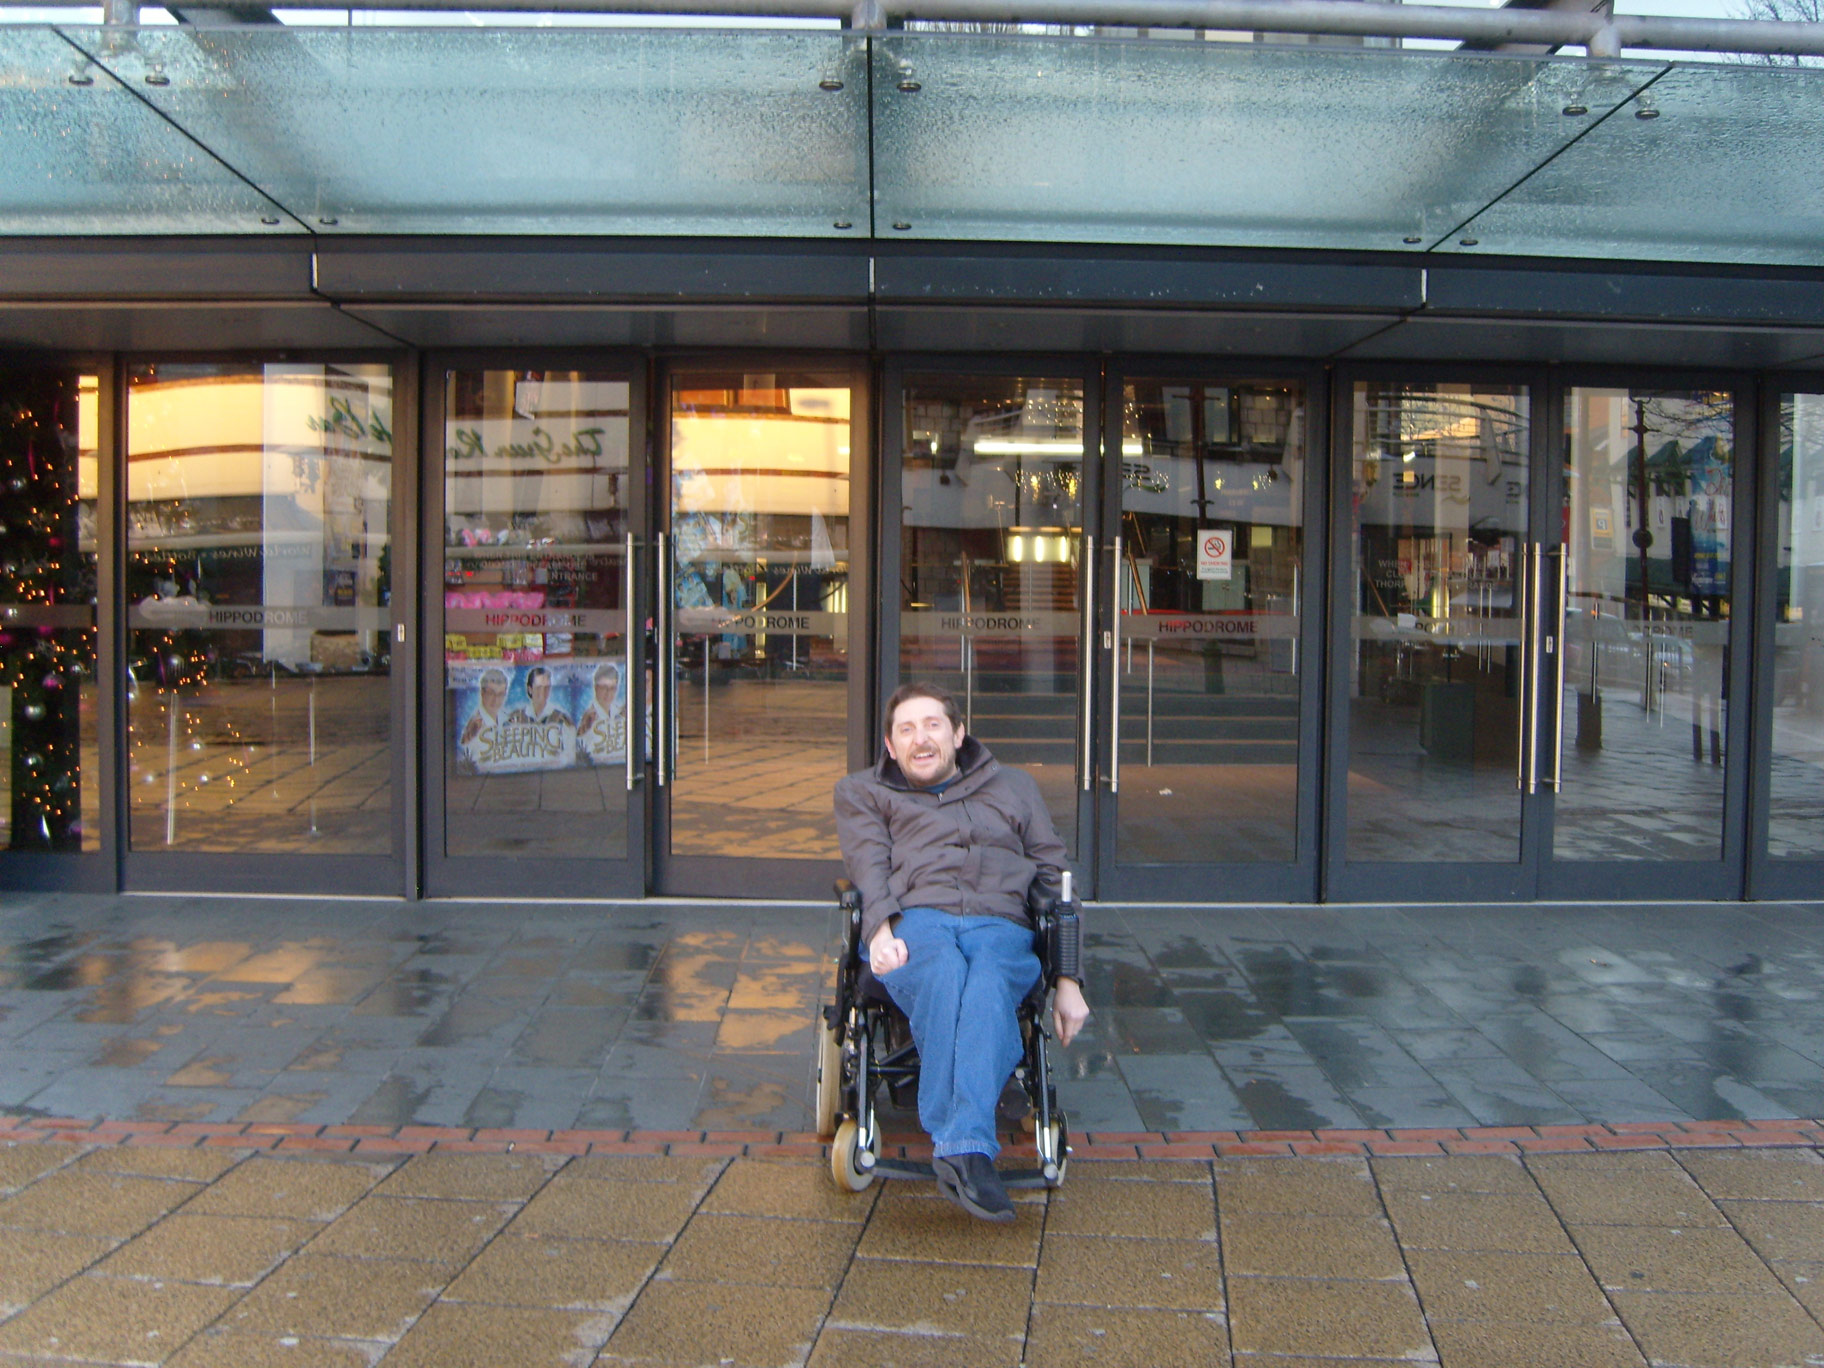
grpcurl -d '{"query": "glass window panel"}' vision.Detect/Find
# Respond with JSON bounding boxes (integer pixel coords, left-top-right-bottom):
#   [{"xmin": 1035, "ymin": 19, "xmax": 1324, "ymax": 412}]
[
  {"xmin": 72, "ymin": 26, "xmax": 869, "ymax": 237},
  {"xmin": 1558, "ymin": 388, "xmax": 1734, "ymax": 861},
  {"xmin": 1119, "ymin": 380, "xmax": 1305, "ymax": 863},
  {"xmin": 1768, "ymin": 394, "xmax": 1824, "ymax": 859},
  {"xmin": 0, "ymin": 26, "xmax": 300, "ymax": 235},
  {"xmin": 900, "ymin": 375, "xmax": 1083, "ymax": 855},
  {"xmin": 668, "ymin": 372, "xmax": 851, "ymax": 859},
  {"xmin": 1347, "ymin": 382, "xmax": 1530, "ymax": 863},
  {"xmin": 127, "ymin": 363, "xmax": 395, "ymax": 854},
  {"xmin": 0, "ymin": 367, "xmax": 99, "ymax": 852},
  {"xmin": 444, "ymin": 370, "xmax": 632, "ymax": 860},
  {"xmin": 1445, "ymin": 64, "xmax": 1824, "ymax": 266},
  {"xmin": 873, "ymin": 35, "xmax": 1660, "ymax": 251}
]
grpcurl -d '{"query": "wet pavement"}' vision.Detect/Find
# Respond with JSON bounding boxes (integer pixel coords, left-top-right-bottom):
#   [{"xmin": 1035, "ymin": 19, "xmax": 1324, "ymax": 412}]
[
  {"xmin": 3, "ymin": 892, "xmax": 1824, "ymax": 1136},
  {"xmin": 6, "ymin": 892, "xmax": 1824, "ymax": 1367},
  {"xmin": 2, "ymin": 1138, "xmax": 1824, "ymax": 1367}
]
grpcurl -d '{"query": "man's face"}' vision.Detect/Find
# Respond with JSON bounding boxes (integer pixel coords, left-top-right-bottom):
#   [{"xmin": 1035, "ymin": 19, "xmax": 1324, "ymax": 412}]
[
  {"xmin": 528, "ymin": 674, "xmax": 551, "ymax": 712},
  {"xmin": 480, "ymin": 678, "xmax": 507, "ymax": 716},
  {"xmin": 595, "ymin": 677, "xmax": 615, "ymax": 709},
  {"xmin": 887, "ymin": 696, "xmax": 963, "ymax": 789}
]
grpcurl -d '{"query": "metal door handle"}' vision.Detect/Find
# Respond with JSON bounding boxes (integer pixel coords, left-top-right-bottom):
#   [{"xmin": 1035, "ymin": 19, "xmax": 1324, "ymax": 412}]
[
  {"xmin": 625, "ymin": 531, "xmax": 637, "ymax": 793},
  {"xmin": 1549, "ymin": 545, "xmax": 1567, "ymax": 793},
  {"xmin": 1107, "ymin": 535, "xmax": 1122, "ymax": 794},
  {"xmin": 1516, "ymin": 543, "xmax": 1532, "ymax": 793},
  {"xmin": 1525, "ymin": 541, "xmax": 1546, "ymax": 795},
  {"xmin": 1080, "ymin": 533, "xmax": 1094, "ymax": 793},
  {"xmin": 655, "ymin": 532, "xmax": 670, "ymax": 788}
]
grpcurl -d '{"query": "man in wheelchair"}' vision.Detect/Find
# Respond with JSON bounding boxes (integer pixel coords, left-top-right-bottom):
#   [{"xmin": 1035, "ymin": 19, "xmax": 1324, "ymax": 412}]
[{"xmin": 831, "ymin": 682, "xmax": 1090, "ymax": 1221}]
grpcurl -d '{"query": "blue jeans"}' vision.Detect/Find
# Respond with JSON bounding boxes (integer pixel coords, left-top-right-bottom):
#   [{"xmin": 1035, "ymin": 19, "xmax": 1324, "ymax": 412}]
[{"xmin": 878, "ymin": 907, "xmax": 1041, "ymax": 1161}]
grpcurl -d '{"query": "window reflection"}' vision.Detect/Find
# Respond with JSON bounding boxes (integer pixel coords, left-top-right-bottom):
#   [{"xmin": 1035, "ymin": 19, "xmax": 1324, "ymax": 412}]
[
  {"xmin": 443, "ymin": 370, "xmax": 632, "ymax": 859},
  {"xmin": 901, "ymin": 375, "xmax": 1082, "ymax": 854},
  {"xmin": 126, "ymin": 363, "xmax": 394, "ymax": 854},
  {"xmin": 1347, "ymin": 382, "xmax": 1530, "ymax": 864},
  {"xmin": 1769, "ymin": 394, "xmax": 1824, "ymax": 858},
  {"xmin": 1558, "ymin": 389, "xmax": 1734, "ymax": 862},
  {"xmin": 667, "ymin": 374, "xmax": 852, "ymax": 861},
  {"xmin": 1119, "ymin": 381, "xmax": 1304, "ymax": 863}
]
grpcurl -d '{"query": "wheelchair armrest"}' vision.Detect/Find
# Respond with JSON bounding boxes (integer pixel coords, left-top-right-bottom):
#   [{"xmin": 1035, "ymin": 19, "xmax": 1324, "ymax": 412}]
[{"xmin": 834, "ymin": 879, "xmax": 864, "ymax": 960}]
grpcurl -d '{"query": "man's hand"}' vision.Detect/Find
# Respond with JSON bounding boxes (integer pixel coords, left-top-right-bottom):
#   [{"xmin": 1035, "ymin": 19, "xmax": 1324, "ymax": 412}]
[
  {"xmin": 868, "ymin": 921, "xmax": 908, "ymax": 976},
  {"xmin": 1051, "ymin": 977, "xmax": 1089, "ymax": 1048}
]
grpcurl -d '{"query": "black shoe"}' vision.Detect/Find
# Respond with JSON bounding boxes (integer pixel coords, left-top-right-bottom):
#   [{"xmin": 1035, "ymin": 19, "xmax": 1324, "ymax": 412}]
[{"xmin": 933, "ymin": 1152, "xmax": 1016, "ymax": 1223}]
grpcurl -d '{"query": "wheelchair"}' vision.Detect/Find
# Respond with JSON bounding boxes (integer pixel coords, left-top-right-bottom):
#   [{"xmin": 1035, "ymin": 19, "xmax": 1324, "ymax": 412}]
[{"xmin": 814, "ymin": 873, "xmax": 1081, "ymax": 1192}]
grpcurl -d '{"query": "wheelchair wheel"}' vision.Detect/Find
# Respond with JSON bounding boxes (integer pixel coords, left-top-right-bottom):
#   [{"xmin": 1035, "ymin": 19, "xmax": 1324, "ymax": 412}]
[
  {"xmin": 830, "ymin": 1118, "xmax": 879, "ymax": 1192},
  {"xmin": 813, "ymin": 1011, "xmax": 841, "ymax": 1139}
]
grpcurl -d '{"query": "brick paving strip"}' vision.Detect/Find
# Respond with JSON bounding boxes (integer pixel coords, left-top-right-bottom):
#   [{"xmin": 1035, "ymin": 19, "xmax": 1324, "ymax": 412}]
[
  {"xmin": 3, "ymin": 1121, "xmax": 1824, "ymax": 1367},
  {"xmin": 2, "ymin": 1113, "xmax": 1822, "ymax": 1158}
]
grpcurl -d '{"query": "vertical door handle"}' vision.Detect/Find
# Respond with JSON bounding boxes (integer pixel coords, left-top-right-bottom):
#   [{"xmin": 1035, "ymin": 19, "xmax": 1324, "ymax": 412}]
[
  {"xmin": 1080, "ymin": 533, "xmax": 1094, "ymax": 792},
  {"xmin": 1525, "ymin": 541, "xmax": 1546, "ymax": 795},
  {"xmin": 625, "ymin": 531, "xmax": 637, "ymax": 793},
  {"xmin": 1107, "ymin": 535, "xmax": 1123, "ymax": 794},
  {"xmin": 1516, "ymin": 542, "xmax": 1532, "ymax": 793},
  {"xmin": 655, "ymin": 531, "xmax": 670, "ymax": 788},
  {"xmin": 1549, "ymin": 546, "xmax": 1567, "ymax": 793}
]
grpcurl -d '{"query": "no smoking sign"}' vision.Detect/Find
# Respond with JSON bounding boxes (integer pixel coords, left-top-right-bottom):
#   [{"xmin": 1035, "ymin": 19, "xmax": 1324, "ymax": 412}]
[{"xmin": 1196, "ymin": 527, "xmax": 1233, "ymax": 581}]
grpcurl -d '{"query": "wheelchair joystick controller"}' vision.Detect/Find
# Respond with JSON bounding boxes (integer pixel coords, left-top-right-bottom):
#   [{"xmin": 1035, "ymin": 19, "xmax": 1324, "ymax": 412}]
[{"xmin": 1050, "ymin": 871, "xmax": 1081, "ymax": 985}]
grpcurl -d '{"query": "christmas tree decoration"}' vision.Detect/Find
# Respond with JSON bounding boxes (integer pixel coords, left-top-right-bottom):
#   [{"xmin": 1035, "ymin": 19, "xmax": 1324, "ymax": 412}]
[{"xmin": 0, "ymin": 371, "xmax": 92, "ymax": 852}]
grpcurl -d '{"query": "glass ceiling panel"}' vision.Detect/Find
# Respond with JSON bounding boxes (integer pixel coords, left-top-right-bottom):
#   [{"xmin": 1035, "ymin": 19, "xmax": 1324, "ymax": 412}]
[
  {"xmin": 1442, "ymin": 62, "xmax": 1824, "ymax": 266},
  {"xmin": 60, "ymin": 25, "xmax": 869, "ymax": 236},
  {"xmin": 871, "ymin": 34, "xmax": 1666, "ymax": 252},
  {"xmin": 0, "ymin": 25, "xmax": 297, "ymax": 235}
]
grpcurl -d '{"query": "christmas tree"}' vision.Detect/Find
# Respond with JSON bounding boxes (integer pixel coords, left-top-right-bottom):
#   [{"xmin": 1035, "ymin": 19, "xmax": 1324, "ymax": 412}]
[{"xmin": 0, "ymin": 371, "xmax": 89, "ymax": 851}]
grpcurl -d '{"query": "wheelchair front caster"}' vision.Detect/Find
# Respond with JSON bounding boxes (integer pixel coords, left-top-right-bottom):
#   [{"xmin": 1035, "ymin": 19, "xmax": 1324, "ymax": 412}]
[
  {"xmin": 1038, "ymin": 1118, "xmax": 1068, "ymax": 1189},
  {"xmin": 830, "ymin": 1118, "xmax": 879, "ymax": 1192},
  {"xmin": 813, "ymin": 1011, "xmax": 841, "ymax": 1139}
]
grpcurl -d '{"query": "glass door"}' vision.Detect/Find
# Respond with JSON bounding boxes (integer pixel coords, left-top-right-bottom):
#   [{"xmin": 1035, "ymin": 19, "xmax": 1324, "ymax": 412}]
[
  {"xmin": 1095, "ymin": 371, "xmax": 1324, "ymax": 901},
  {"xmin": 1329, "ymin": 377, "xmax": 1541, "ymax": 901},
  {"xmin": 1543, "ymin": 384, "xmax": 1748, "ymax": 899},
  {"xmin": 883, "ymin": 366, "xmax": 1095, "ymax": 870},
  {"xmin": 124, "ymin": 361, "xmax": 403, "ymax": 893},
  {"xmin": 653, "ymin": 366, "xmax": 868, "ymax": 900},
  {"xmin": 1755, "ymin": 386, "xmax": 1824, "ymax": 897},
  {"xmin": 425, "ymin": 364, "xmax": 644, "ymax": 899}
]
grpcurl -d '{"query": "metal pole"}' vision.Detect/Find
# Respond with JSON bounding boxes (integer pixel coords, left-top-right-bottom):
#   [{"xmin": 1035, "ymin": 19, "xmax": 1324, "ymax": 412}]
[
  {"xmin": 8, "ymin": 0, "xmax": 1820, "ymax": 58},
  {"xmin": 308, "ymin": 676, "xmax": 318, "ymax": 836},
  {"xmin": 164, "ymin": 690, "xmax": 177, "ymax": 846},
  {"xmin": 1145, "ymin": 638, "xmax": 1154, "ymax": 767}
]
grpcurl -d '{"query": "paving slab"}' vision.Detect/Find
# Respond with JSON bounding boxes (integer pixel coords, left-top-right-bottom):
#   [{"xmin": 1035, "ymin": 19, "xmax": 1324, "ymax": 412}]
[
  {"xmin": 1031, "ymin": 1233, "xmax": 1224, "ymax": 1312},
  {"xmin": 96, "ymin": 1212, "xmax": 322, "ymax": 1287}
]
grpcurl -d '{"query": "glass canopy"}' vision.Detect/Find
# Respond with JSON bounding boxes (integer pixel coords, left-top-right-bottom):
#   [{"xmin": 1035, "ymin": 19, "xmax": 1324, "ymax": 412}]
[{"xmin": 1, "ymin": 23, "xmax": 1820, "ymax": 266}]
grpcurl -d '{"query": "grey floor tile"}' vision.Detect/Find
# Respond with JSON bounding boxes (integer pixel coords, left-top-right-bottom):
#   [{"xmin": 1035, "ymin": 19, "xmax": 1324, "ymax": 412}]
[{"xmin": 1224, "ymin": 1064, "xmax": 1367, "ymax": 1132}]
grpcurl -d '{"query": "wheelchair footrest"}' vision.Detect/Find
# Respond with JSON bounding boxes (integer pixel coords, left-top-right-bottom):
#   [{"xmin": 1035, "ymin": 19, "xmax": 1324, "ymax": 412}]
[{"xmin": 865, "ymin": 1156, "xmax": 1059, "ymax": 1188}]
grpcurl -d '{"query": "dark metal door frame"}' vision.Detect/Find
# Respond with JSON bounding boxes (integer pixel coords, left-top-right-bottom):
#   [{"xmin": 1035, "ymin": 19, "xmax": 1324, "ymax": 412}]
[
  {"xmin": 116, "ymin": 350, "xmax": 412, "ymax": 897},
  {"xmin": 1094, "ymin": 357, "xmax": 1330, "ymax": 904},
  {"xmin": 1532, "ymin": 367, "xmax": 1756, "ymax": 903},
  {"xmin": 420, "ymin": 351, "xmax": 649, "ymax": 901},
  {"xmin": 0, "ymin": 355, "xmax": 118, "ymax": 893},
  {"xmin": 650, "ymin": 353, "xmax": 873, "ymax": 901},
  {"xmin": 1746, "ymin": 372, "xmax": 1820, "ymax": 902},
  {"xmin": 878, "ymin": 355, "xmax": 1102, "ymax": 890},
  {"xmin": 1322, "ymin": 362, "xmax": 1552, "ymax": 903}
]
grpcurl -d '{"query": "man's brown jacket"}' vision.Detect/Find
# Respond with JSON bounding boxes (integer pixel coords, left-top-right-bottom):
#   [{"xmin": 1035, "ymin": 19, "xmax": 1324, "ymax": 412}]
[{"xmin": 833, "ymin": 735, "xmax": 1071, "ymax": 947}]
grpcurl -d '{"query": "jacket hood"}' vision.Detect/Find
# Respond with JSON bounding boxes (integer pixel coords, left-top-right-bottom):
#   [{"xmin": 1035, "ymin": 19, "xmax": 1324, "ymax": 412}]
[{"xmin": 874, "ymin": 733, "xmax": 993, "ymax": 792}]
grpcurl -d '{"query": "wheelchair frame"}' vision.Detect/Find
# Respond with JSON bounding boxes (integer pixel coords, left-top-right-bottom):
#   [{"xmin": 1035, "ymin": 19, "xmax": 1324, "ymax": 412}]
[{"xmin": 815, "ymin": 878, "xmax": 1076, "ymax": 1192}]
